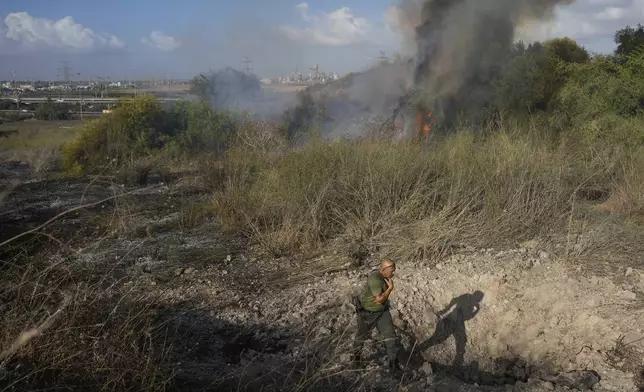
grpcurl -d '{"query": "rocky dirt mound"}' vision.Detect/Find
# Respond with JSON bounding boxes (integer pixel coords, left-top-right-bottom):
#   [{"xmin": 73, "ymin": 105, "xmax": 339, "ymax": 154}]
[
  {"xmin": 121, "ymin": 232, "xmax": 644, "ymax": 391},
  {"xmin": 2, "ymin": 174, "xmax": 644, "ymax": 391}
]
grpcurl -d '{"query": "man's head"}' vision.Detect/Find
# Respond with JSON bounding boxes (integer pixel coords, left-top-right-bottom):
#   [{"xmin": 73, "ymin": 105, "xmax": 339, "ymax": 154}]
[
  {"xmin": 379, "ymin": 259, "xmax": 396, "ymax": 278},
  {"xmin": 472, "ymin": 290, "xmax": 484, "ymax": 303}
]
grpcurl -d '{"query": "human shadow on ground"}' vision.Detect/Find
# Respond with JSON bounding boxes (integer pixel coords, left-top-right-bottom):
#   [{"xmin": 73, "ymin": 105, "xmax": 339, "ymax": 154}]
[
  {"xmin": 396, "ymin": 290, "xmax": 485, "ymax": 378},
  {"xmin": 417, "ymin": 290, "xmax": 485, "ymax": 370}
]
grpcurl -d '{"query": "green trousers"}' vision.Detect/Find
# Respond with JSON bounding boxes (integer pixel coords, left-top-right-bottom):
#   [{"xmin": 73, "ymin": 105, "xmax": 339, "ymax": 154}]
[{"xmin": 353, "ymin": 308, "xmax": 399, "ymax": 363}]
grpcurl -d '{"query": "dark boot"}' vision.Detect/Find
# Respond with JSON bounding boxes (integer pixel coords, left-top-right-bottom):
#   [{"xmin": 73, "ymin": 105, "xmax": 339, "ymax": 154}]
[
  {"xmin": 388, "ymin": 358, "xmax": 405, "ymax": 378},
  {"xmin": 350, "ymin": 353, "xmax": 362, "ymax": 368}
]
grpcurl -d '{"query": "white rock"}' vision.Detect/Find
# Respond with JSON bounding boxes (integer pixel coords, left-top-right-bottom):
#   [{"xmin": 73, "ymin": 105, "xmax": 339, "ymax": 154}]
[
  {"xmin": 625, "ymin": 267, "xmax": 633, "ymax": 277},
  {"xmin": 617, "ymin": 290, "xmax": 637, "ymax": 300},
  {"xmin": 420, "ymin": 361, "xmax": 433, "ymax": 375}
]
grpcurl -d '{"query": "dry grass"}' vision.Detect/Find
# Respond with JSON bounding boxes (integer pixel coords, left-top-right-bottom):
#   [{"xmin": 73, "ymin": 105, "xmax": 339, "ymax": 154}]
[
  {"xmin": 0, "ymin": 120, "xmax": 82, "ymax": 148},
  {"xmin": 0, "ymin": 120, "xmax": 82, "ymax": 175},
  {"xmin": 178, "ymin": 199, "xmax": 213, "ymax": 232},
  {"xmin": 0, "ymin": 182, "xmax": 176, "ymax": 391},
  {"xmin": 0, "ymin": 257, "xmax": 174, "ymax": 391},
  {"xmin": 211, "ymin": 121, "xmax": 644, "ymax": 261}
]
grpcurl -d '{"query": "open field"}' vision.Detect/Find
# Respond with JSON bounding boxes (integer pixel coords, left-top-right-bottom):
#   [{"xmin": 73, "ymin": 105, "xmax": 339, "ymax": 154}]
[
  {"xmin": 0, "ymin": 119, "xmax": 82, "ymax": 146},
  {"xmin": 0, "ymin": 119, "xmax": 82, "ymax": 177}
]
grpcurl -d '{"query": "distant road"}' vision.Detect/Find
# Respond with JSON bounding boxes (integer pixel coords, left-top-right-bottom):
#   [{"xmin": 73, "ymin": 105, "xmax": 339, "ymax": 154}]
[
  {"xmin": 0, "ymin": 109, "xmax": 103, "ymax": 115},
  {"xmin": 10, "ymin": 97, "xmax": 184, "ymax": 104}
]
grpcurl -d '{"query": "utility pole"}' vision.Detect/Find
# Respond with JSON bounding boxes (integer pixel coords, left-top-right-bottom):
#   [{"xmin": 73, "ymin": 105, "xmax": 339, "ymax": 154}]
[
  {"xmin": 241, "ymin": 56, "xmax": 253, "ymax": 75},
  {"xmin": 12, "ymin": 70, "xmax": 19, "ymax": 110},
  {"xmin": 57, "ymin": 61, "xmax": 71, "ymax": 83},
  {"xmin": 57, "ymin": 62, "xmax": 72, "ymax": 100},
  {"xmin": 76, "ymin": 72, "xmax": 83, "ymax": 120}
]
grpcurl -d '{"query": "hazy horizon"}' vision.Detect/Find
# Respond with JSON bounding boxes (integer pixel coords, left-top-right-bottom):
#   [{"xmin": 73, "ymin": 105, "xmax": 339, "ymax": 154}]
[{"xmin": 0, "ymin": 0, "xmax": 641, "ymax": 81}]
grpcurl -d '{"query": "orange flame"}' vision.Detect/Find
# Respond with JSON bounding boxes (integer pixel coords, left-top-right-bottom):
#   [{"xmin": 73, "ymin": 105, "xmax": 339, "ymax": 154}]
[
  {"xmin": 424, "ymin": 111, "xmax": 433, "ymax": 135},
  {"xmin": 415, "ymin": 110, "xmax": 434, "ymax": 139}
]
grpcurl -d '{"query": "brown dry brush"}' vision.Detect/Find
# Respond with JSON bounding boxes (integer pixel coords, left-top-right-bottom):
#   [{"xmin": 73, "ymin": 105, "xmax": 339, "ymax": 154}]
[
  {"xmin": 0, "ymin": 253, "xmax": 176, "ymax": 391},
  {"xmin": 211, "ymin": 119, "xmax": 644, "ymax": 262},
  {"xmin": 0, "ymin": 186, "xmax": 175, "ymax": 391}
]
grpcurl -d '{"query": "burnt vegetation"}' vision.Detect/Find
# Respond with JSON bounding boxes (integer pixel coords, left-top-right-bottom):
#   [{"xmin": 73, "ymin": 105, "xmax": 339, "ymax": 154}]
[{"xmin": 1, "ymin": 21, "xmax": 644, "ymax": 392}]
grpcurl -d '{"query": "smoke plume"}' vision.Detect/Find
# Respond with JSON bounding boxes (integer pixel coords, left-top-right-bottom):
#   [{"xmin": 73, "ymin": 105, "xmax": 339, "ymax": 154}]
[
  {"xmin": 295, "ymin": 0, "xmax": 574, "ymax": 139},
  {"xmin": 394, "ymin": 0, "xmax": 574, "ymax": 126},
  {"xmin": 193, "ymin": 67, "xmax": 299, "ymax": 122}
]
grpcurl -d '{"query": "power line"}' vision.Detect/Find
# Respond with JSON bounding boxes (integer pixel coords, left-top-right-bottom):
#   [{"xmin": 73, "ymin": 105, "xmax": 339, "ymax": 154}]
[
  {"xmin": 57, "ymin": 61, "xmax": 72, "ymax": 82},
  {"xmin": 241, "ymin": 56, "xmax": 253, "ymax": 75}
]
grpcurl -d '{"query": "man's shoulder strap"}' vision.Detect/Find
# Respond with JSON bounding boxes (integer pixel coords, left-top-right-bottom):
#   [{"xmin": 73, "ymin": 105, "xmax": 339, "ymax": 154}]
[{"xmin": 367, "ymin": 269, "xmax": 385, "ymax": 283}]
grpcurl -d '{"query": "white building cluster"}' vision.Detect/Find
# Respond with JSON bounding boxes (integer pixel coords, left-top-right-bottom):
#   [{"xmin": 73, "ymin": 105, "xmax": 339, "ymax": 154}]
[{"xmin": 263, "ymin": 64, "xmax": 340, "ymax": 85}]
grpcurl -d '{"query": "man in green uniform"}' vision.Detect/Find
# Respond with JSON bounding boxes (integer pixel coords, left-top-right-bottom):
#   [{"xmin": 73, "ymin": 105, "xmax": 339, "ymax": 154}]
[{"xmin": 352, "ymin": 258, "xmax": 404, "ymax": 376}]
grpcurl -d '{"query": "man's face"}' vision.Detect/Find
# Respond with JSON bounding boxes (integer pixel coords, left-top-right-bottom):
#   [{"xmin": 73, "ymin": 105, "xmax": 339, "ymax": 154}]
[{"xmin": 381, "ymin": 264, "xmax": 396, "ymax": 278}]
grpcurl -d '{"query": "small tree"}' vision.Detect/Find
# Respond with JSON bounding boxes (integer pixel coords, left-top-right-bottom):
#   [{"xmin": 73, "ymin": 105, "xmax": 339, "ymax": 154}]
[
  {"xmin": 61, "ymin": 95, "xmax": 175, "ymax": 173},
  {"xmin": 35, "ymin": 98, "xmax": 73, "ymax": 120},
  {"xmin": 544, "ymin": 37, "xmax": 590, "ymax": 64},
  {"xmin": 279, "ymin": 90, "xmax": 325, "ymax": 141},
  {"xmin": 614, "ymin": 24, "xmax": 644, "ymax": 57},
  {"xmin": 170, "ymin": 100, "xmax": 237, "ymax": 156},
  {"xmin": 189, "ymin": 67, "xmax": 261, "ymax": 109}
]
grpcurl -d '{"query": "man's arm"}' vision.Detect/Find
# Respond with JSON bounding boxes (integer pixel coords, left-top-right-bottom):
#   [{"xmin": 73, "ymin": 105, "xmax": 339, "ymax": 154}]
[
  {"xmin": 374, "ymin": 278, "xmax": 393, "ymax": 304},
  {"xmin": 436, "ymin": 297, "xmax": 456, "ymax": 318},
  {"xmin": 471, "ymin": 303, "xmax": 480, "ymax": 317}
]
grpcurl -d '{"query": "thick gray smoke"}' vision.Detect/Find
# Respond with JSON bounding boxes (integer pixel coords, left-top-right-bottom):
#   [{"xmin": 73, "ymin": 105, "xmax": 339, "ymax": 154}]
[
  {"xmin": 295, "ymin": 0, "xmax": 574, "ymax": 139},
  {"xmin": 196, "ymin": 67, "xmax": 298, "ymax": 121},
  {"xmin": 315, "ymin": 60, "xmax": 415, "ymax": 138},
  {"xmin": 397, "ymin": 0, "xmax": 574, "ymax": 127}
]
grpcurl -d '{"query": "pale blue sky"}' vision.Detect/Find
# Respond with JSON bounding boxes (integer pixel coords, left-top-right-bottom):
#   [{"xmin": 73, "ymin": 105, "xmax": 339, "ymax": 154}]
[{"xmin": 0, "ymin": 0, "xmax": 641, "ymax": 80}]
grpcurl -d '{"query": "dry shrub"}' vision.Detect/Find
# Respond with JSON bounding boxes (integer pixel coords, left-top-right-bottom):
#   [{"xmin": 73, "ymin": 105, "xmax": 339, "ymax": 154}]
[
  {"xmin": 89, "ymin": 192, "xmax": 139, "ymax": 238},
  {"xmin": 0, "ymin": 256, "xmax": 173, "ymax": 391},
  {"xmin": 196, "ymin": 157, "xmax": 226, "ymax": 190},
  {"xmin": 178, "ymin": 199, "xmax": 213, "ymax": 232},
  {"xmin": 115, "ymin": 156, "xmax": 171, "ymax": 186},
  {"xmin": 597, "ymin": 186, "xmax": 631, "ymax": 214},
  {"xmin": 212, "ymin": 120, "xmax": 644, "ymax": 260},
  {"xmin": 0, "ymin": 121, "xmax": 81, "ymax": 177},
  {"xmin": 596, "ymin": 146, "xmax": 644, "ymax": 215},
  {"xmin": 0, "ymin": 147, "xmax": 60, "ymax": 175},
  {"xmin": 211, "ymin": 120, "xmax": 288, "ymax": 231}
]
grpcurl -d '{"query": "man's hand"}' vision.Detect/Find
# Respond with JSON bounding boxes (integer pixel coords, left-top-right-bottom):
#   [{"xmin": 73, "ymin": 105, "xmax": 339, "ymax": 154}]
[
  {"xmin": 375, "ymin": 278, "xmax": 394, "ymax": 304},
  {"xmin": 385, "ymin": 278, "xmax": 394, "ymax": 291}
]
